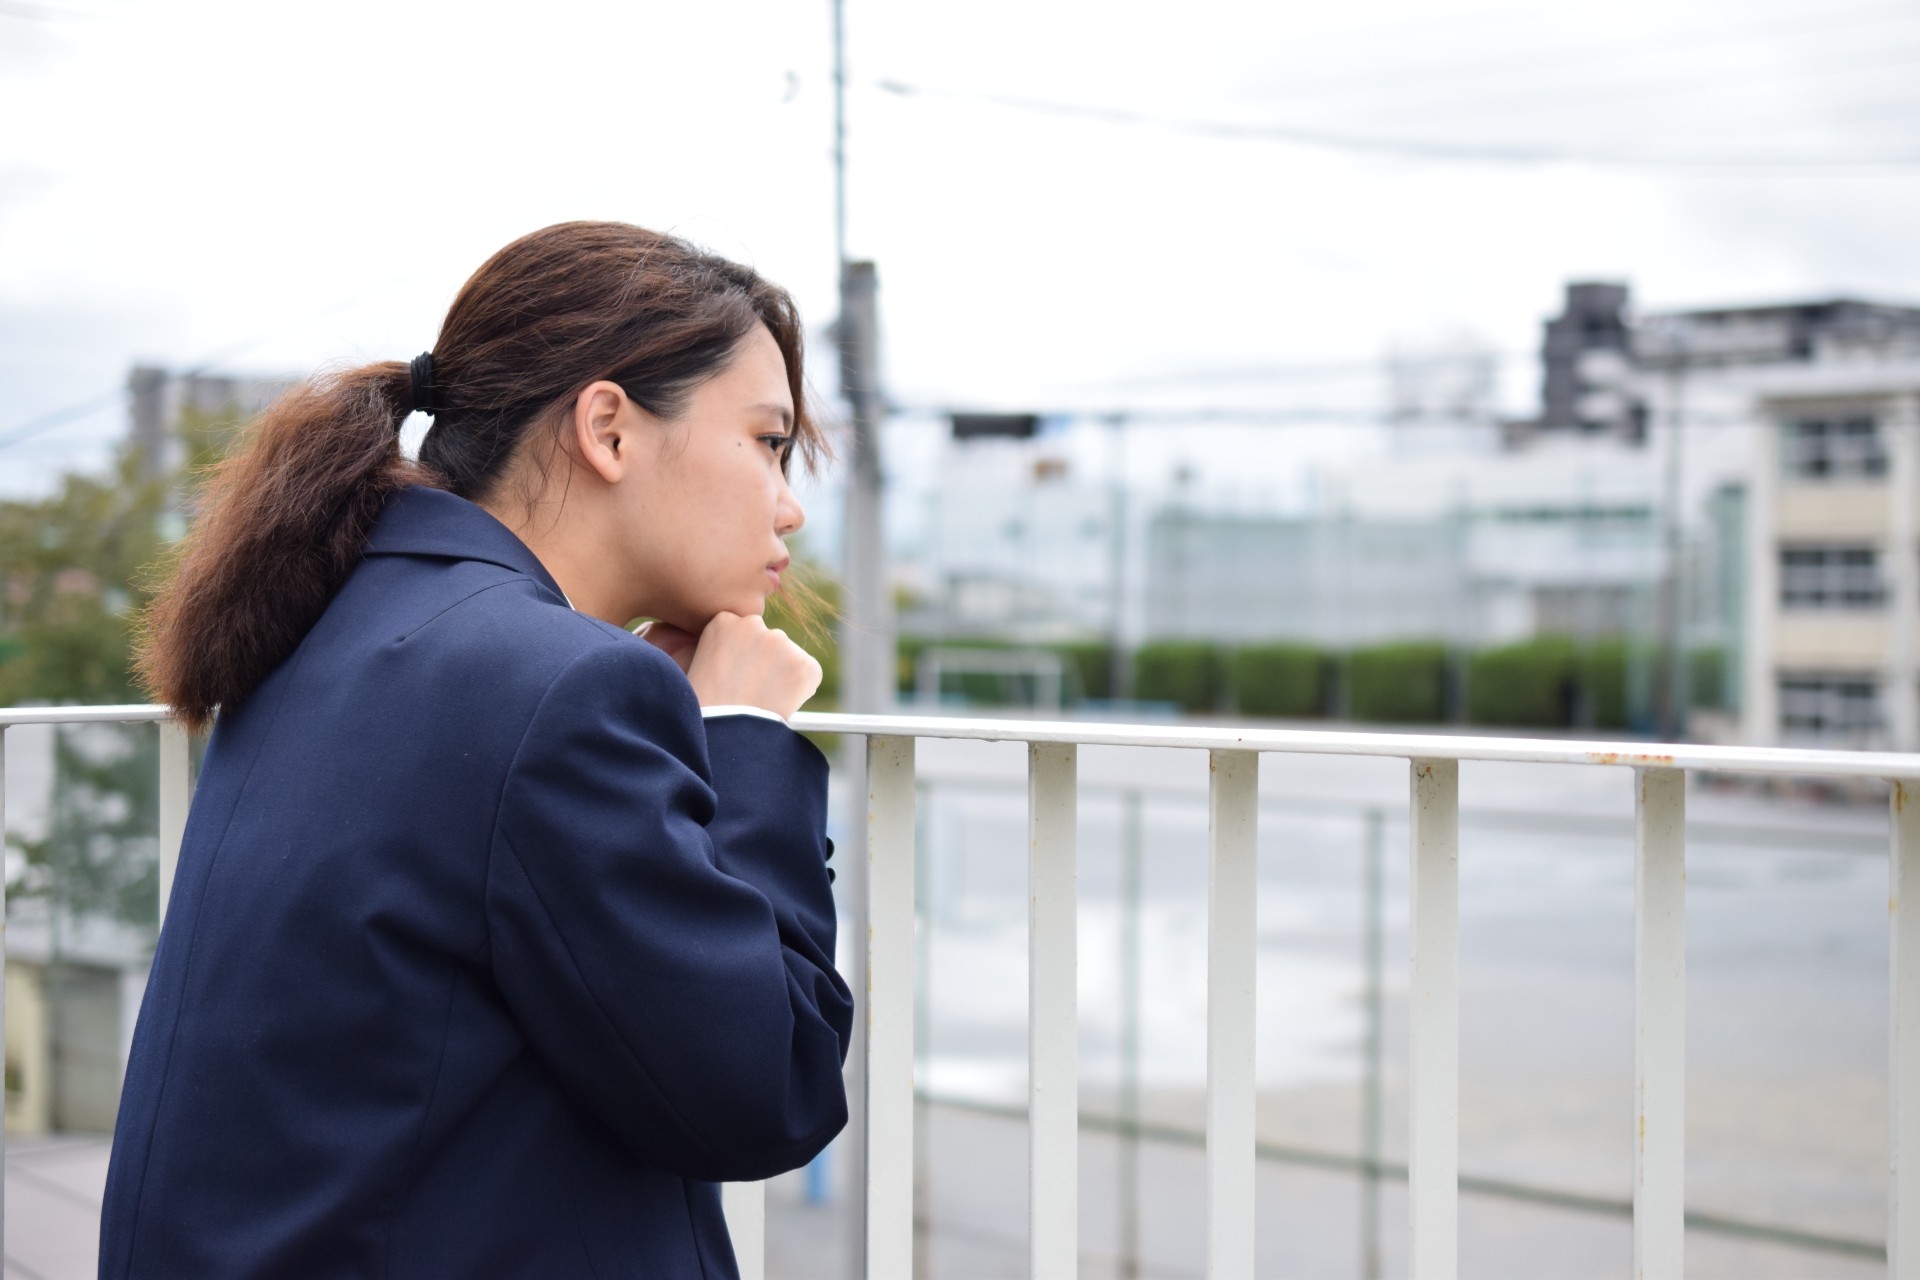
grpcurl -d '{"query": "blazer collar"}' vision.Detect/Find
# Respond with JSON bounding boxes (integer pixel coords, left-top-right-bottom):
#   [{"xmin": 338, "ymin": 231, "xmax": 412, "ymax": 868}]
[{"xmin": 364, "ymin": 485, "xmax": 569, "ymax": 606}]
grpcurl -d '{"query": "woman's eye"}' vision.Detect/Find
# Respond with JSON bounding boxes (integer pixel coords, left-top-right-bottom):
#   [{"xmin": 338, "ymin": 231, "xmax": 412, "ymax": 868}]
[{"xmin": 761, "ymin": 434, "xmax": 792, "ymax": 456}]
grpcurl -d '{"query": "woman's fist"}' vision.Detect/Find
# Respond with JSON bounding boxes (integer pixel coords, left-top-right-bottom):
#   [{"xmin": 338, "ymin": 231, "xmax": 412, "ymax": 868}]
[{"xmin": 670, "ymin": 611, "xmax": 822, "ymax": 719}]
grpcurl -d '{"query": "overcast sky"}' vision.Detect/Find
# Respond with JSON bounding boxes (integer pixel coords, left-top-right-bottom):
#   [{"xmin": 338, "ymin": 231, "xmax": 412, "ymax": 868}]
[{"xmin": 3, "ymin": 0, "xmax": 1918, "ymax": 498}]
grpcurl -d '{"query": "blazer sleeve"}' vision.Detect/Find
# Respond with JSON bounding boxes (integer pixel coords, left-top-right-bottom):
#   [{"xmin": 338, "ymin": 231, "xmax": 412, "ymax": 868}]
[{"xmin": 484, "ymin": 638, "xmax": 852, "ymax": 1181}]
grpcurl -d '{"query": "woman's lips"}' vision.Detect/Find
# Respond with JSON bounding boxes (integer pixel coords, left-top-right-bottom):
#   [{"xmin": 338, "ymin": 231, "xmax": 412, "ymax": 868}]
[{"xmin": 766, "ymin": 556, "xmax": 790, "ymax": 589}]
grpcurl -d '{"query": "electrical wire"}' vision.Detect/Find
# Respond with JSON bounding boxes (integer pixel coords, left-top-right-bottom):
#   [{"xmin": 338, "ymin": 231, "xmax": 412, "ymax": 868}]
[
  {"xmin": 1073, "ymin": 351, "xmax": 1536, "ymax": 391},
  {"xmin": 1236, "ymin": 0, "xmax": 1920, "ymax": 107},
  {"xmin": 873, "ymin": 79, "xmax": 1920, "ymax": 172},
  {"xmin": 0, "ymin": 336, "xmax": 272, "ymax": 456},
  {"xmin": 1244, "ymin": 2, "xmax": 1920, "ymax": 115},
  {"xmin": 892, "ymin": 403, "xmax": 1460, "ymax": 426},
  {"xmin": 0, "ymin": 1, "xmax": 76, "ymax": 18},
  {"xmin": 0, "ymin": 391, "xmax": 123, "ymax": 451},
  {"xmin": 1326, "ymin": 39, "xmax": 1920, "ymax": 127},
  {"xmin": 0, "ymin": 283, "xmax": 404, "ymax": 458}
]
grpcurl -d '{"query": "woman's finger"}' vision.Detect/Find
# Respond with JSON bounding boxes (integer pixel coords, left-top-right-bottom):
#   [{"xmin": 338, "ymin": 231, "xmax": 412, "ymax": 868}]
[{"xmin": 637, "ymin": 621, "xmax": 700, "ymax": 672}]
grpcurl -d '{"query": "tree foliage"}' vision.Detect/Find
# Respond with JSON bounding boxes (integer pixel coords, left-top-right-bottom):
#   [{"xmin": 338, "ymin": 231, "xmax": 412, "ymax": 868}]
[
  {"xmin": 0, "ymin": 401, "xmax": 247, "ymax": 931},
  {"xmin": 0, "ymin": 455, "xmax": 168, "ymax": 707}
]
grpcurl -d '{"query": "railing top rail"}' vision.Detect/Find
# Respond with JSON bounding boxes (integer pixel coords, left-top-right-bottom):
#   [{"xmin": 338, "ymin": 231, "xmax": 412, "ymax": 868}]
[
  {"xmin": 794, "ymin": 711, "xmax": 1920, "ymax": 780},
  {"xmin": 9, "ymin": 704, "xmax": 1917, "ymax": 781},
  {"xmin": 0, "ymin": 703, "xmax": 170, "ymax": 727}
]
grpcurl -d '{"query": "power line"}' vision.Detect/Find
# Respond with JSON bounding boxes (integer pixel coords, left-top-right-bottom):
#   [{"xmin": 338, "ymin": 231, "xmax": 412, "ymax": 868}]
[
  {"xmin": 0, "ymin": 342, "xmax": 260, "ymax": 457},
  {"xmin": 873, "ymin": 79, "xmax": 1920, "ymax": 172},
  {"xmin": 1068, "ymin": 350, "xmax": 1536, "ymax": 391},
  {"xmin": 0, "ymin": 391, "xmax": 123, "ymax": 452},
  {"xmin": 1333, "ymin": 38, "xmax": 1920, "ymax": 128},
  {"xmin": 0, "ymin": 340, "xmax": 269, "ymax": 456},
  {"xmin": 1246, "ymin": 1, "xmax": 1920, "ymax": 115},
  {"xmin": 0, "ymin": 0, "xmax": 90, "ymax": 19},
  {"xmin": 0, "ymin": 284, "xmax": 399, "ymax": 458},
  {"xmin": 893, "ymin": 403, "xmax": 1479, "ymax": 426}
]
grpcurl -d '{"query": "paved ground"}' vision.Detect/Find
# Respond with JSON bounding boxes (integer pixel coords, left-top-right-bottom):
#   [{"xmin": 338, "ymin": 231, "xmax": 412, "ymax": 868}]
[
  {"xmin": 6, "ymin": 1134, "xmax": 109, "ymax": 1280},
  {"xmin": 8, "ymin": 1114, "xmax": 1881, "ymax": 1280},
  {"xmin": 760, "ymin": 1094, "xmax": 1885, "ymax": 1279}
]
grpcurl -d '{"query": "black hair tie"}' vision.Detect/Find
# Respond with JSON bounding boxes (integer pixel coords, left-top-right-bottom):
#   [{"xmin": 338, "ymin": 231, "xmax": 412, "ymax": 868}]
[{"xmin": 408, "ymin": 352, "xmax": 438, "ymax": 416}]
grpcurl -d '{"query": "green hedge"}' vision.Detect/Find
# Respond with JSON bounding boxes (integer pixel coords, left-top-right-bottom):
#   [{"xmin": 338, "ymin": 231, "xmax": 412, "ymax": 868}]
[
  {"xmin": 1690, "ymin": 647, "xmax": 1726, "ymax": 710},
  {"xmin": 894, "ymin": 638, "xmax": 1114, "ymax": 704},
  {"xmin": 1469, "ymin": 638, "xmax": 1575, "ymax": 726},
  {"xmin": 1468, "ymin": 638, "xmax": 1626, "ymax": 728},
  {"xmin": 1583, "ymin": 641, "xmax": 1627, "ymax": 728},
  {"xmin": 1054, "ymin": 643, "xmax": 1114, "ymax": 702},
  {"xmin": 1348, "ymin": 643, "xmax": 1448, "ymax": 723},
  {"xmin": 1230, "ymin": 644, "xmax": 1326, "ymax": 718},
  {"xmin": 896, "ymin": 636, "xmax": 932, "ymax": 694},
  {"xmin": 1133, "ymin": 641, "xmax": 1222, "ymax": 713},
  {"xmin": 889, "ymin": 634, "xmax": 1645, "ymax": 726}
]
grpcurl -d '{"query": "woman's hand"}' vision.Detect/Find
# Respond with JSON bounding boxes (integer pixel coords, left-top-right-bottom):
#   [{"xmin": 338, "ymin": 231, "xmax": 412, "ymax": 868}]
[
  {"xmin": 636, "ymin": 621, "xmax": 699, "ymax": 673},
  {"xmin": 645, "ymin": 612, "xmax": 822, "ymax": 719}
]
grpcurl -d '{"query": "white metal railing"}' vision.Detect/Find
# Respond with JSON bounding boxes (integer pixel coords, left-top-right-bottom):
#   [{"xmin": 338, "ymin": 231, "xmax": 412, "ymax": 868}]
[
  {"xmin": 0, "ymin": 705, "xmax": 184, "ymax": 1272},
  {"xmin": 783, "ymin": 710, "xmax": 1920, "ymax": 1280},
  {"xmin": 6, "ymin": 704, "xmax": 1920, "ymax": 1279}
]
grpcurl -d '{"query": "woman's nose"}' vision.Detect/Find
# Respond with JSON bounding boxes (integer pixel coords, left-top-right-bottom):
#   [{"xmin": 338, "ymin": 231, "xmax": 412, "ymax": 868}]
[{"xmin": 775, "ymin": 480, "xmax": 805, "ymax": 537}]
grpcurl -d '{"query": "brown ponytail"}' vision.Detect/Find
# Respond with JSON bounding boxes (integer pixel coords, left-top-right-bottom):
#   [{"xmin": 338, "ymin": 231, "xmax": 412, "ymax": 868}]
[
  {"xmin": 136, "ymin": 365, "xmax": 422, "ymax": 730},
  {"xmin": 137, "ymin": 223, "xmax": 821, "ymax": 732}
]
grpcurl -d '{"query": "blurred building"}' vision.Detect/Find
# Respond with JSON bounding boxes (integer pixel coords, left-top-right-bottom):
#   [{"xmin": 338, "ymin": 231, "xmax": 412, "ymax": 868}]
[
  {"xmin": 1511, "ymin": 283, "xmax": 1920, "ymax": 446},
  {"xmin": 1142, "ymin": 452, "xmax": 1660, "ymax": 650},
  {"xmin": 5, "ymin": 912, "xmax": 148, "ymax": 1134},
  {"xmin": 889, "ymin": 283, "xmax": 1920, "ymax": 743},
  {"xmin": 127, "ymin": 365, "xmax": 297, "ymax": 478},
  {"xmin": 1495, "ymin": 284, "xmax": 1920, "ymax": 745},
  {"xmin": 898, "ymin": 432, "xmax": 1118, "ymax": 643},
  {"xmin": 1739, "ymin": 365, "xmax": 1920, "ymax": 749},
  {"xmin": 1533, "ymin": 282, "xmax": 1642, "ymax": 443}
]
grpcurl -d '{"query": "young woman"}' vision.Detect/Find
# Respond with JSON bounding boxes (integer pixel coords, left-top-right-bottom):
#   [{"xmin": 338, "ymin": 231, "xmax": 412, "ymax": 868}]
[{"xmin": 100, "ymin": 222, "xmax": 852, "ymax": 1279}]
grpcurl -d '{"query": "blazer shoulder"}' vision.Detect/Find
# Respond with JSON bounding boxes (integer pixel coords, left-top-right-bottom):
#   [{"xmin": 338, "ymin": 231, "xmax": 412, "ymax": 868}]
[
  {"xmin": 518, "ymin": 626, "xmax": 708, "ymax": 757},
  {"xmin": 343, "ymin": 553, "xmax": 682, "ymax": 726},
  {"xmin": 395, "ymin": 561, "xmax": 634, "ymax": 667}
]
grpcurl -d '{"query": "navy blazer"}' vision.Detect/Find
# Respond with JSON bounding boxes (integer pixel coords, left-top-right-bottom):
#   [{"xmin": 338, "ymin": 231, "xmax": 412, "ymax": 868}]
[{"xmin": 100, "ymin": 486, "xmax": 852, "ymax": 1279}]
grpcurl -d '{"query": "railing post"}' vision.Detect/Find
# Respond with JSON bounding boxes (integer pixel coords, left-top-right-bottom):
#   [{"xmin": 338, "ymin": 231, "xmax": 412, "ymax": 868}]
[
  {"xmin": 1635, "ymin": 768, "xmax": 1687, "ymax": 1279},
  {"xmin": 158, "ymin": 718, "xmax": 191, "ymax": 922},
  {"xmin": 1409, "ymin": 758, "xmax": 1459, "ymax": 1280},
  {"xmin": 721, "ymin": 1182, "xmax": 765, "ymax": 1280},
  {"xmin": 1, "ymin": 726, "xmax": 8, "ymax": 1260},
  {"xmin": 867, "ymin": 735, "xmax": 917, "ymax": 1280},
  {"xmin": 1207, "ymin": 750, "xmax": 1259, "ymax": 1279},
  {"xmin": 1893, "ymin": 779, "xmax": 1920, "ymax": 1277},
  {"xmin": 1028, "ymin": 741, "xmax": 1078, "ymax": 1279}
]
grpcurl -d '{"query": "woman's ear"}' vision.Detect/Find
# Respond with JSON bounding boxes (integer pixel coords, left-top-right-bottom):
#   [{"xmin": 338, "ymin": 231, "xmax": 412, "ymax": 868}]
[{"xmin": 572, "ymin": 381, "xmax": 631, "ymax": 484}]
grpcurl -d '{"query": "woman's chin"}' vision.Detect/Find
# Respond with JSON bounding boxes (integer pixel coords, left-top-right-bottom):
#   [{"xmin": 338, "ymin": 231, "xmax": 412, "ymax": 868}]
[{"xmin": 703, "ymin": 595, "xmax": 769, "ymax": 622}]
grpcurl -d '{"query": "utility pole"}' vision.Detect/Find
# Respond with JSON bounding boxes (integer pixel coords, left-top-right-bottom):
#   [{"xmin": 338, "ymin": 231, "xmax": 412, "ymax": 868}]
[
  {"xmin": 838, "ymin": 262, "xmax": 891, "ymax": 716},
  {"xmin": 830, "ymin": 2, "xmax": 893, "ymax": 1275},
  {"xmin": 831, "ymin": 0, "xmax": 888, "ymax": 717},
  {"xmin": 1659, "ymin": 365, "xmax": 1688, "ymax": 739},
  {"xmin": 1106, "ymin": 414, "xmax": 1131, "ymax": 703},
  {"xmin": 834, "ymin": 253, "xmax": 887, "ymax": 1280}
]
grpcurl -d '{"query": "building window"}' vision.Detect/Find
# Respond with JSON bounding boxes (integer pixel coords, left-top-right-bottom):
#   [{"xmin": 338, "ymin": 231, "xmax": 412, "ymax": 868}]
[
  {"xmin": 1782, "ymin": 415, "xmax": 1885, "ymax": 481},
  {"xmin": 1780, "ymin": 676, "xmax": 1881, "ymax": 741},
  {"xmin": 1779, "ymin": 544, "xmax": 1883, "ymax": 608}
]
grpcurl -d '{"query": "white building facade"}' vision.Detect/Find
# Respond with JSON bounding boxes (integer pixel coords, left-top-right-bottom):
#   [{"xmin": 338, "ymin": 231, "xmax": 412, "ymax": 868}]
[{"xmin": 1740, "ymin": 367, "xmax": 1920, "ymax": 749}]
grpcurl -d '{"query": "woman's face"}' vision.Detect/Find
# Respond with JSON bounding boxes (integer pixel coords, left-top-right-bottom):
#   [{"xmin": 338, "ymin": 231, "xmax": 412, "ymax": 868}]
[{"xmin": 613, "ymin": 323, "xmax": 806, "ymax": 630}]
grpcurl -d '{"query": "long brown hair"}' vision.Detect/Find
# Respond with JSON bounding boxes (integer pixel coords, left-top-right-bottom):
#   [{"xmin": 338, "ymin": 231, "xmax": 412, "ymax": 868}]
[{"xmin": 138, "ymin": 222, "xmax": 822, "ymax": 731}]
